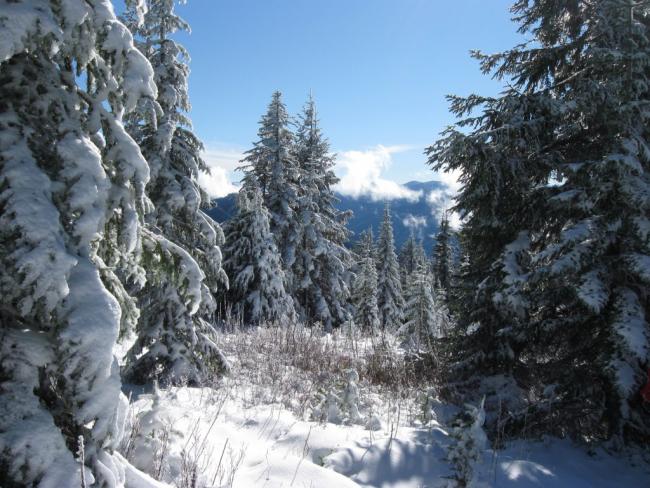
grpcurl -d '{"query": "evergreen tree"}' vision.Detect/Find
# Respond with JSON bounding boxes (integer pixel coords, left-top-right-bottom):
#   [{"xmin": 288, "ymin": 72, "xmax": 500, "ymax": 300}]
[
  {"xmin": 292, "ymin": 96, "xmax": 352, "ymax": 329},
  {"xmin": 400, "ymin": 264, "xmax": 437, "ymax": 351},
  {"xmin": 240, "ymin": 91, "xmax": 301, "ymax": 272},
  {"xmin": 352, "ymin": 230, "xmax": 380, "ymax": 333},
  {"xmin": 222, "ymin": 188, "xmax": 296, "ymax": 326},
  {"xmin": 122, "ymin": 0, "xmax": 228, "ymax": 386},
  {"xmin": 414, "ymin": 239, "xmax": 428, "ymax": 274},
  {"xmin": 353, "ymin": 227, "xmax": 376, "ymax": 262},
  {"xmin": 376, "ymin": 203, "xmax": 405, "ymax": 331},
  {"xmin": 433, "ymin": 212, "xmax": 453, "ymax": 297},
  {"xmin": 448, "ymin": 235, "xmax": 474, "ymax": 321},
  {"xmin": 429, "ymin": 0, "xmax": 650, "ymax": 442},
  {"xmin": 398, "ymin": 229, "xmax": 420, "ymax": 288},
  {"xmin": 0, "ymin": 1, "xmax": 158, "ymax": 485}
]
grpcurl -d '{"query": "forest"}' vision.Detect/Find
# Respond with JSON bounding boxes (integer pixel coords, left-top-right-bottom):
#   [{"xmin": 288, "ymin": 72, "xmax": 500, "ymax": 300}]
[{"xmin": 1, "ymin": 1, "xmax": 649, "ymax": 487}]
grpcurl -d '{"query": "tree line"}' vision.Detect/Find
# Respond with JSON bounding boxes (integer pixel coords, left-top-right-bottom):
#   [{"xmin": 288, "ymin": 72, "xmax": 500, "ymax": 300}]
[{"xmin": 2, "ymin": 0, "xmax": 649, "ymax": 486}]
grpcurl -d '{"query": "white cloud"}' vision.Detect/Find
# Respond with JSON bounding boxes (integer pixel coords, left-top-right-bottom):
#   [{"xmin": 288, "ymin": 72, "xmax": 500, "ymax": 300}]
[
  {"xmin": 402, "ymin": 215, "xmax": 427, "ymax": 229},
  {"xmin": 334, "ymin": 145, "xmax": 422, "ymax": 202},
  {"xmin": 198, "ymin": 143, "xmax": 243, "ymax": 199},
  {"xmin": 427, "ymin": 185, "xmax": 462, "ymax": 230}
]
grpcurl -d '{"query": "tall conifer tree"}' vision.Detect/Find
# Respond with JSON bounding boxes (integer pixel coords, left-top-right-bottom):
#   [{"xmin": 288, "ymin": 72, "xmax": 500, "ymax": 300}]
[
  {"xmin": 222, "ymin": 187, "xmax": 296, "ymax": 326},
  {"xmin": 240, "ymin": 91, "xmax": 301, "ymax": 273},
  {"xmin": 401, "ymin": 264, "xmax": 438, "ymax": 350},
  {"xmin": 122, "ymin": 0, "xmax": 228, "ymax": 385},
  {"xmin": 376, "ymin": 203, "xmax": 405, "ymax": 331},
  {"xmin": 0, "ymin": 1, "xmax": 158, "ymax": 485},
  {"xmin": 429, "ymin": 0, "xmax": 650, "ymax": 442},
  {"xmin": 292, "ymin": 96, "xmax": 352, "ymax": 329},
  {"xmin": 433, "ymin": 212, "xmax": 453, "ymax": 298},
  {"xmin": 352, "ymin": 229, "xmax": 380, "ymax": 333}
]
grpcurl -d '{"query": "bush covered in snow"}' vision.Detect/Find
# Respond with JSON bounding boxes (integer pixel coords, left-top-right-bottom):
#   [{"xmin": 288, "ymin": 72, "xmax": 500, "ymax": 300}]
[{"xmin": 446, "ymin": 397, "xmax": 488, "ymax": 488}]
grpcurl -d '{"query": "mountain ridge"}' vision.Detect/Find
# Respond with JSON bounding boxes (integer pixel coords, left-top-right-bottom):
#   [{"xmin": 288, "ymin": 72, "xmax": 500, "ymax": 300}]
[{"xmin": 206, "ymin": 180, "xmax": 450, "ymax": 253}]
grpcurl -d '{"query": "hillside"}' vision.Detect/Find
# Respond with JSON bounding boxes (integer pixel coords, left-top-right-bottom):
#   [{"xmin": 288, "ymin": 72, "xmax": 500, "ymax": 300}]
[{"xmin": 206, "ymin": 180, "xmax": 452, "ymax": 252}]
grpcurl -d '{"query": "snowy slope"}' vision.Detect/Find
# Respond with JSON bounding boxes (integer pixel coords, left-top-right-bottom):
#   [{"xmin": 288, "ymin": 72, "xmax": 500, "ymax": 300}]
[
  {"xmin": 122, "ymin": 385, "xmax": 650, "ymax": 488},
  {"xmin": 119, "ymin": 328, "xmax": 650, "ymax": 488}
]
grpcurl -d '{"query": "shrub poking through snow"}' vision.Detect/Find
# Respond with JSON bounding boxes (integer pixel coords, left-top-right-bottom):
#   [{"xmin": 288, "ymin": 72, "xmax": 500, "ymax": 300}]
[
  {"xmin": 419, "ymin": 388, "xmax": 438, "ymax": 427},
  {"xmin": 340, "ymin": 369, "xmax": 363, "ymax": 424},
  {"xmin": 446, "ymin": 396, "xmax": 487, "ymax": 488},
  {"xmin": 311, "ymin": 388, "xmax": 342, "ymax": 424},
  {"xmin": 311, "ymin": 369, "xmax": 364, "ymax": 425}
]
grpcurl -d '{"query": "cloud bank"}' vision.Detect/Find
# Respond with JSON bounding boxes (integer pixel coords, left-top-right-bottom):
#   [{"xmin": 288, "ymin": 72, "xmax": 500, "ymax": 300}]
[
  {"xmin": 402, "ymin": 215, "xmax": 427, "ymax": 229},
  {"xmin": 426, "ymin": 181, "xmax": 462, "ymax": 229},
  {"xmin": 197, "ymin": 140, "xmax": 464, "ymax": 230},
  {"xmin": 198, "ymin": 144, "xmax": 243, "ymax": 198},
  {"xmin": 334, "ymin": 145, "xmax": 423, "ymax": 201}
]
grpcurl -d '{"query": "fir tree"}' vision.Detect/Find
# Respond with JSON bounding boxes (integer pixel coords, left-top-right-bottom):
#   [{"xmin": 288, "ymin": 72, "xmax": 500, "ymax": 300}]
[
  {"xmin": 400, "ymin": 264, "xmax": 437, "ymax": 351},
  {"xmin": 352, "ymin": 230, "xmax": 380, "ymax": 333},
  {"xmin": 433, "ymin": 212, "xmax": 453, "ymax": 297},
  {"xmin": 398, "ymin": 229, "xmax": 423, "ymax": 289},
  {"xmin": 292, "ymin": 96, "xmax": 352, "ymax": 329},
  {"xmin": 376, "ymin": 203, "xmax": 405, "ymax": 331},
  {"xmin": 222, "ymin": 187, "xmax": 296, "ymax": 326},
  {"xmin": 122, "ymin": 0, "xmax": 228, "ymax": 386},
  {"xmin": 0, "ymin": 1, "xmax": 158, "ymax": 485},
  {"xmin": 448, "ymin": 235, "xmax": 474, "ymax": 321},
  {"xmin": 353, "ymin": 227, "xmax": 376, "ymax": 262},
  {"xmin": 240, "ymin": 91, "xmax": 301, "ymax": 272},
  {"xmin": 429, "ymin": 0, "xmax": 650, "ymax": 442}
]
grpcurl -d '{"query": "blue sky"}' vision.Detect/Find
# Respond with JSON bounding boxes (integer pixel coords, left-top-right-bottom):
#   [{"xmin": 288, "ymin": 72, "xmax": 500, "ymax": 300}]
[{"xmin": 132, "ymin": 1, "xmax": 527, "ymax": 198}]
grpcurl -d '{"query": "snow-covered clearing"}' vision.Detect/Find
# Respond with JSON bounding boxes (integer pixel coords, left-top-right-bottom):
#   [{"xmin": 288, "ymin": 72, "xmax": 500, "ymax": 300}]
[{"xmin": 120, "ymin": 327, "xmax": 650, "ymax": 488}]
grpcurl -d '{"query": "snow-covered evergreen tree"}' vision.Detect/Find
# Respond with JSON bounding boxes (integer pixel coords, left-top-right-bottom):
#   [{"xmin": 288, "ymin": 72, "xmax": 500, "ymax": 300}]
[
  {"xmin": 433, "ymin": 212, "xmax": 453, "ymax": 297},
  {"xmin": 353, "ymin": 227, "xmax": 376, "ymax": 263},
  {"xmin": 447, "ymin": 238, "xmax": 472, "ymax": 321},
  {"xmin": 429, "ymin": 0, "xmax": 650, "ymax": 442},
  {"xmin": 447, "ymin": 397, "xmax": 488, "ymax": 488},
  {"xmin": 240, "ymin": 91, "xmax": 301, "ymax": 273},
  {"xmin": 0, "ymin": 1, "xmax": 158, "ymax": 485},
  {"xmin": 376, "ymin": 203, "xmax": 405, "ymax": 331},
  {"xmin": 352, "ymin": 231, "xmax": 380, "ymax": 333},
  {"xmin": 222, "ymin": 187, "xmax": 296, "ymax": 326},
  {"xmin": 398, "ymin": 229, "xmax": 426, "ymax": 289},
  {"xmin": 400, "ymin": 264, "xmax": 437, "ymax": 351},
  {"xmin": 292, "ymin": 96, "xmax": 352, "ymax": 329},
  {"xmin": 122, "ymin": 0, "xmax": 228, "ymax": 386},
  {"xmin": 399, "ymin": 230, "xmax": 418, "ymax": 274}
]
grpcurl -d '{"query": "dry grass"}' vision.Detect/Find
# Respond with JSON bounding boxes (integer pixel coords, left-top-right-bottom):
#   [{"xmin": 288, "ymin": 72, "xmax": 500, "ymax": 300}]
[{"xmin": 215, "ymin": 323, "xmax": 441, "ymax": 425}]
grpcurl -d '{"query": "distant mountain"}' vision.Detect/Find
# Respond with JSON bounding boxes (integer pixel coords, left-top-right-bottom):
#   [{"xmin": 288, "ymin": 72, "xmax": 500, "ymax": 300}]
[{"xmin": 206, "ymin": 180, "xmax": 450, "ymax": 254}]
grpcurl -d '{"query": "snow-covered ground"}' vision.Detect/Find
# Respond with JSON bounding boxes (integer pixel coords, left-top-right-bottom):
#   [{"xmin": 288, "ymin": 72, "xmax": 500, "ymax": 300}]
[{"xmin": 119, "ymin": 328, "xmax": 650, "ymax": 488}]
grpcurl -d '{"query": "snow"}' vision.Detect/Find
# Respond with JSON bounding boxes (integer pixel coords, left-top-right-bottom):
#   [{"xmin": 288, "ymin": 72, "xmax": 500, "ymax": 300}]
[
  {"xmin": 122, "ymin": 383, "xmax": 650, "ymax": 488},
  {"xmin": 0, "ymin": 1, "xmax": 61, "ymax": 63},
  {"xmin": 491, "ymin": 439, "xmax": 649, "ymax": 488},
  {"xmin": 119, "ymin": 329, "xmax": 650, "ymax": 488},
  {"xmin": 0, "ymin": 115, "xmax": 77, "ymax": 315}
]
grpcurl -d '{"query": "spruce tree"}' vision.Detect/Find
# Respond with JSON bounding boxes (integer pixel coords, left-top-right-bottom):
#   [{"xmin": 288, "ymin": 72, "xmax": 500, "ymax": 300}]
[
  {"xmin": 352, "ymin": 230, "xmax": 380, "ymax": 333},
  {"xmin": 429, "ymin": 0, "xmax": 650, "ymax": 442},
  {"xmin": 354, "ymin": 227, "xmax": 376, "ymax": 262},
  {"xmin": 400, "ymin": 264, "xmax": 437, "ymax": 351},
  {"xmin": 376, "ymin": 203, "xmax": 405, "ymax": 331},
  {"xmin": 122, "ymin": 0, "xmax": 228, "ymax": 386},
  {"xmin": 432, "ymin": 212, "xmax": 453, "ymax": 298},
  {"xmin": 222, "ymin": 187, "xmax": 296, "ymax": 326},
  {"xmin": 398, "ymin": 229, "xmax": 419, "ymax": 289},
  {"xmin": 292, "ymin": 96, "xmax": 352, "ymax": 330},
  {"xmin": 0, "ymin": 1, "xmax": 158, "ymax": 485},
  {"xmin": 240, "ymin": 91, "xmax": 301, "ymax": 273}
]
